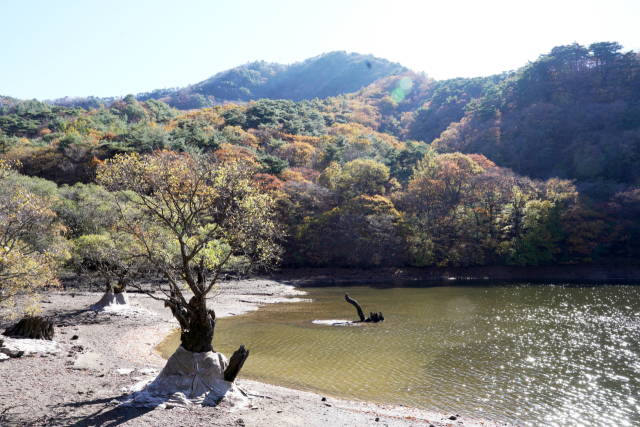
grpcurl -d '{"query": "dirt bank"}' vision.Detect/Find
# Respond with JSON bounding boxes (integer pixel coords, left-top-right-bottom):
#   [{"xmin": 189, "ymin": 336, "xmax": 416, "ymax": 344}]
[{"xmin": 0, "ymin": 278, "xmax": 516, "ymax": 427}]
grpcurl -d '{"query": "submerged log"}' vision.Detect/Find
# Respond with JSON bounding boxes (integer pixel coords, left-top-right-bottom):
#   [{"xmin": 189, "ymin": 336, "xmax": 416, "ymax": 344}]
[
  {"xmin": 224, "ymin": 345, "xmax": 249, "ymax": 383},
  {"xmin": 3, "ymin": 317, "xmax": 55, "ymax": 340},
  {"xmin": 345, "ymin": 293, "xmax": 366, "ymax": 321}
]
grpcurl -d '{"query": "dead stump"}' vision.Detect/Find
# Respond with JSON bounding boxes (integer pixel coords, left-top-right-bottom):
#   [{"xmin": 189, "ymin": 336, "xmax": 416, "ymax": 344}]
[
  {"xmin": 3, "ymin": 317, "xmax": 55, "ymax": 340},
  {"xmin": 224, "ymin": 345, "xmax": 249, "ymax": 383}
]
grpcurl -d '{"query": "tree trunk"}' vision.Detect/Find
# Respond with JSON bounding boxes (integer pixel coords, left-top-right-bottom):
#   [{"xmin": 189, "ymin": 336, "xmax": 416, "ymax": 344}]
[
  {"xmin": 114, "ymin": 278, "xmax": 126, "ymax": 294},
  {"xmin": 180, "ymin": 305, "xmax": 216, "ymax": 353},
  {"xmin": 345, "ymin": 293, "xmax": 366, "ymax": 321},
  {"xmin": 104, "ymin": 277, "xmax": 127, "ymax": 294},
  {"xmin": 3, "ymin": 317, "xmax": 55, "ymax": 340},
  {"xmin": 224, "ymin": 345, "xmax": 249, "ymax": 383}
]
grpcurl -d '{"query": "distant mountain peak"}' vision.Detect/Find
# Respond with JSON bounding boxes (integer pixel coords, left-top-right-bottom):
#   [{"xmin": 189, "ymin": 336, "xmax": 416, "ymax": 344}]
[{"xmin": 135, "ymin": 51, "xmax": 407, "ymax": 108}]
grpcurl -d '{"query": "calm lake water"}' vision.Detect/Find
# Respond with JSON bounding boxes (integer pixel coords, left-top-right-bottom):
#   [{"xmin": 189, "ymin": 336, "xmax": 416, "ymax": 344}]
[{"xmin": 158, "ymin": 283, "xmax": 640, "ymax": 427}]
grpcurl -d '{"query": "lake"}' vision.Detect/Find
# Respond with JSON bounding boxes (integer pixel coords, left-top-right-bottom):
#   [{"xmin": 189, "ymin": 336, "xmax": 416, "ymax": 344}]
[{"xmin": 158, "ymin": 283, "xmax": 640, "ymax": 427}]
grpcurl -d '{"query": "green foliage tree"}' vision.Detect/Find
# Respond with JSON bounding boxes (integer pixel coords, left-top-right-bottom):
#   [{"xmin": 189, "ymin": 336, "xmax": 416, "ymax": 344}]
[
  {"xmin": 73, "ymin": 232, "xmax": 147, "ymax": 294},
  {"xmin": 258, "ymin": 152, "xmax": 289, "ymax": 175},
  {"xmin": 334, "ymin": 158, "xmax": 390, "ymax": 199},
  {"xmin": 143, "ymin": 99, "xmax": 177, "ymax": 122},
  {"xmin": 0, "ymin": 161, "xmax": 70, "ymax": 318},
  {"xmin": 245, "ymin": 99, "xmax": 327, "ymax": 136},
  {"xmin": 0, "ymin": 130, "xmax": 17, "ymax": 154}
]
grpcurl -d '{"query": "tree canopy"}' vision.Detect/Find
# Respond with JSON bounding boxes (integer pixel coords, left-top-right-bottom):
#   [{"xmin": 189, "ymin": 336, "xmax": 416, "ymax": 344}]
[{"xmin": 96, "ymin": 151, "xmax": 283, "ymax": 351}]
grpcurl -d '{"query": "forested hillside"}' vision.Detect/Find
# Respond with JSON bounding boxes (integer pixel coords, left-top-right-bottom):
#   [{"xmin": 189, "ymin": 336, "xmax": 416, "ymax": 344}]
[
  {"xmin": 1, "ymin": 42, "xmax": 639, "ymax": 271},
  {"xmin": 431, "ymin": 42, "xmax": 640, "ymax": 191},
  {"xmin": 132, "ymin": 51, "xmax": 407, "ymax": 109}
]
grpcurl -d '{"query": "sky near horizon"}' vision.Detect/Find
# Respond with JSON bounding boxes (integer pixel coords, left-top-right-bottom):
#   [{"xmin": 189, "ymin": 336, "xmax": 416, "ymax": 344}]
[{"xmin": 1, "ymin": 0, "xmax": 639, "ymax": 100}]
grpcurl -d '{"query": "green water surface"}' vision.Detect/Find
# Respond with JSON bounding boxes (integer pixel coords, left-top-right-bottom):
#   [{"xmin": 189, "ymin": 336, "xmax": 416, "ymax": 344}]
[{"xmin": 158, "ymin": 284, "xmax": 640, "ymax": 427}]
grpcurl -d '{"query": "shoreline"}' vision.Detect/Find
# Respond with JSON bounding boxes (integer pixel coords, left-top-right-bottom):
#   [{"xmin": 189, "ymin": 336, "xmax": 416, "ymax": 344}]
[
  {"xmin": 263, "ymin": 264, "xmax": 640, "ymax": 285},
  {"xmin": 0, "ymin": 276, "xmax": 521, "ymax": 426}
]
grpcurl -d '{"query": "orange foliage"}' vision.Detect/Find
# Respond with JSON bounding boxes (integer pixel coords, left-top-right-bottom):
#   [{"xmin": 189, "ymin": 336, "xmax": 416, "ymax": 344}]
[
  {"xmin": 280, "ymin": 170, "xmax": 307, "ymax": 182},
  {"xmin": 89, "ymin": 156, "xmax": 105, "ymax": 169},
  {"xmin": 277, "ymin": 141, "xmax": 317, "ymax": 167},
  {"xmin": 101, "ymin": 132, "xmax": 117, "ymax": 141},
  {"xmin": 165, "ymin": 107, "xmax": 224, "ymax": 132},
  {"xmin": 214, "ymin": 143, "xmax": 259, "ymax": 166},
  {"xmin": 321, "ymin": 97, "xmax": 381, "ymax": 129},
  {"xmin": 328, "ymin": 123, "xmax": 404, "ymax": 149},
  {"xmin": 468, "ymin": 154, "xmax": 496, "ymax": 169},
  {"xmin": 84, "ymin": 129, "xmax": 103, "ymax": 147}
]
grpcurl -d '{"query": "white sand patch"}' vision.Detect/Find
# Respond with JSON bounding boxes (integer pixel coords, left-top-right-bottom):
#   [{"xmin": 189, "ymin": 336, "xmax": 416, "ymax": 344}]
[
  {"xmin": 0, "ymin": 336, "xmax": 67, "ymax": 357},
  {"xmin": 312, "ymin": 319, "xmax": 361, "ymax": 326}
]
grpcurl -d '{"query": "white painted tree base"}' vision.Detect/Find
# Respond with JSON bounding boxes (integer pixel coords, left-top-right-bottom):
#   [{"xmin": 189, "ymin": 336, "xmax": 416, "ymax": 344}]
[
  {"xmin": 90, "ymin": 292, "xmax": 155, "ymax": 316},
  {"xmin": 91, "ymin": 292, "xmax": 129, "ymax": 310},
  {"xmin": 121, "ymin": 346, "xmax": 249, "ymax": 410}
]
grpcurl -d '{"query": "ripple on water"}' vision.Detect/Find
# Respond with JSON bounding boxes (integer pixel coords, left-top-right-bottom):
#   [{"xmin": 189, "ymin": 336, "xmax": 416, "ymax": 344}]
[{"xmin": 158, "ymin": 283, "xmax": 640, "ymax": 427}]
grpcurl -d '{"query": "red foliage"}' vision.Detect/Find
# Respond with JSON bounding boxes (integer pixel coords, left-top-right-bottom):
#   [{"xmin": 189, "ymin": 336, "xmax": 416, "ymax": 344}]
[
  {"xmin": 290, "ymin": 167, "xmax": 320, "ymax": 182},
  {"xmin": 253, "ymin": 173, "xmax": 285, "ymax": 191}
]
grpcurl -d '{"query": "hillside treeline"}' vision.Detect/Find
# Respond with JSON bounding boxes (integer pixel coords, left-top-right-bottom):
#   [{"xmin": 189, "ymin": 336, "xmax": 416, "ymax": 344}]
[{"xmin": 1, "ymin": 42, "xmax": 639, "ymax": 269}]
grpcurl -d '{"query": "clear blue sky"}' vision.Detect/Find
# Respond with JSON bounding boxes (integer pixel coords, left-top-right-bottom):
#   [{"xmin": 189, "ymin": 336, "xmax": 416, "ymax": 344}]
[{"xmin": 1, "ymin": 0, "xmax": 638, "ymax": 100}]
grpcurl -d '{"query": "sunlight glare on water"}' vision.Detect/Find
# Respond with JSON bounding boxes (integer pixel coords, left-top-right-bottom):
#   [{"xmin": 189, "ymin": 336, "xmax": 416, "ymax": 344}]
[{"xmin": 158, "ymin": 284, "xmax": 640, "ymax": 427}]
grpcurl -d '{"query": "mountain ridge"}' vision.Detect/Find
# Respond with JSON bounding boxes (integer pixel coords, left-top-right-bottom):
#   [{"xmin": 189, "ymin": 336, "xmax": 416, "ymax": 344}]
[{"xmin": 133, "ymin": 51, "xmax": 408, "ymax": 109}]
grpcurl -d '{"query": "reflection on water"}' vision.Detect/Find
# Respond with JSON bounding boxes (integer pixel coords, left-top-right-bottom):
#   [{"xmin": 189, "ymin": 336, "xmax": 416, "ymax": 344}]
[{"xmin": 158, "ymin": 284, "xmax": 640, "ymax": 427}]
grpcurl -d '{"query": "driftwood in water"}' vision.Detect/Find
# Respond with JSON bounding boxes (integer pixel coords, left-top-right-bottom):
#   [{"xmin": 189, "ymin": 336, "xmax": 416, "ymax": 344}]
[
  {"xmin": 369, "ymin": 312, "xmax": 384, "ymax": 322},
  {"xmin": 344, "ymin": 293, "xmax": 384, "ymax": 322},
  {"xmin": 224, "ymin": 345, "xmax": 249, "ymax": 383},
  {"xmin": 345, "ymin": 293, "xmax": 366, "ymax": 321},
  {"xmin": 3, "ymin": 317, "xmax": 55, "ymax": 340}
]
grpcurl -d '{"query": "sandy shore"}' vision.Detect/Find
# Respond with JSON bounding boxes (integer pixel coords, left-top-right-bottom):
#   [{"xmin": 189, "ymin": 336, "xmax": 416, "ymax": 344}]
[{"xmin": 0, "ymin": 277, "xmax": 517, "ymax": 427}]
